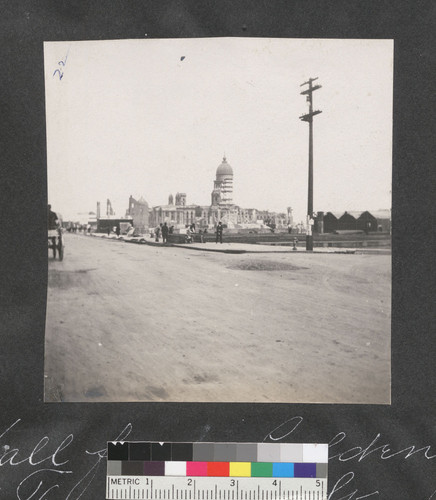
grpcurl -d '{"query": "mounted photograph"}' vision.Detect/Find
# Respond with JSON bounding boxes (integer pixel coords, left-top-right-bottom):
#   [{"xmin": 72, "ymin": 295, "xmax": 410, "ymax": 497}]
[{"xmin": 44, "ymin": 37, "xmax": 392, "ymax": 403}]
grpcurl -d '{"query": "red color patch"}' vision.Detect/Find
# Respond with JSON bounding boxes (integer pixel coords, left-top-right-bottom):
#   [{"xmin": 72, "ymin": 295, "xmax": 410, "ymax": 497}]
[{"xmin": 207, "ymin": 462, "xmax": 230, "ymax": 477}]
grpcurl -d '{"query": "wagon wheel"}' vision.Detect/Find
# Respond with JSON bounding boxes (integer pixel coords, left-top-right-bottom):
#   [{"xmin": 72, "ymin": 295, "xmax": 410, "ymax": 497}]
[{"xmin": 58, "ymin": 236, "xmax": 64, "ymax": 261}]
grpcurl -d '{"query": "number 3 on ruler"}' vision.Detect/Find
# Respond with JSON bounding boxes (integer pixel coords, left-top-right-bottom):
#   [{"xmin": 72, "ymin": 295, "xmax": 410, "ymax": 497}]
[{"xmin": 230, "ymin": 480, "xmax": 235, "ymax": 486}]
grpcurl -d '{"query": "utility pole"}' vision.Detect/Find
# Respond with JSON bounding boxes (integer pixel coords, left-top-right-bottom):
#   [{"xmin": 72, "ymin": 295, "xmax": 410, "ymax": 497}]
[{"xmin": 300, "ymin": 77, "xmax": 322, "ymax": 251}]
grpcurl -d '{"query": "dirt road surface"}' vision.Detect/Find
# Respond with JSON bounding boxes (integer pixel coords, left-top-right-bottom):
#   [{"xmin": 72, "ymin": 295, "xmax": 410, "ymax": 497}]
[{"xmin": 45, "ymin": 233, "xmax": 390, "ymax": 403}]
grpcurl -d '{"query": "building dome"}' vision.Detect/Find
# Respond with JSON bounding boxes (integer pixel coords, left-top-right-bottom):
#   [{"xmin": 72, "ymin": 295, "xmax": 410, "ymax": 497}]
[{"xmin": 216, "ymin": 156, "xmax": 233, "ymax": 176}]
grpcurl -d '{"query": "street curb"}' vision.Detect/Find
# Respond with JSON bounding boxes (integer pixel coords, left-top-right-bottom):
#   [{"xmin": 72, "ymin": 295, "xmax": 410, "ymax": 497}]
[
  {"xmin": 170, "ymin": 244, "xmax": 358, "ymax": 255},
  {"xmin": 84, "ymin": 234, "xmax": 391, "ymax": 255},
  {"xmin": 172, "ymin": 244, "xmax": 248, "ymax": 254}
]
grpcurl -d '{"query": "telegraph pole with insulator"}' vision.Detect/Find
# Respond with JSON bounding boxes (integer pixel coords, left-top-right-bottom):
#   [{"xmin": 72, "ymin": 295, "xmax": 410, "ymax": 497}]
[{"xmin": 300, "ymin": 77, "xmax": 322, "ymax": 251}]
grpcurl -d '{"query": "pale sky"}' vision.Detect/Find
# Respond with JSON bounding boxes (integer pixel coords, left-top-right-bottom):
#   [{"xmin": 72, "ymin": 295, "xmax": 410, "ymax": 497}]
[{"xmin": 44, "ymin": 37, "xmax": 393, "ymax": 223}]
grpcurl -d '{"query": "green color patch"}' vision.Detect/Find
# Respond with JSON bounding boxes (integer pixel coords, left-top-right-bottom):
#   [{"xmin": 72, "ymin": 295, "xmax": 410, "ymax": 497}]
[{"xmin": 251, "ymin": 462, "xmax": 273, "ymax": 477}]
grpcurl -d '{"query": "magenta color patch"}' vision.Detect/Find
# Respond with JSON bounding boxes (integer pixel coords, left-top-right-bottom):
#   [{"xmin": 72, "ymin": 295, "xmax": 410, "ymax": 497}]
[{"xmin": 186, "ymin": 461, "xmax": 208, "ymax": 476}]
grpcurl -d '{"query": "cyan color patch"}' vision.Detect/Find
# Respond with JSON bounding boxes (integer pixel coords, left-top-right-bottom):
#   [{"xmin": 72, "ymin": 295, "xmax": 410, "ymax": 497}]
[{"xmin": 272, "ymin": 463, "xmax": 294, "ymax": 477}]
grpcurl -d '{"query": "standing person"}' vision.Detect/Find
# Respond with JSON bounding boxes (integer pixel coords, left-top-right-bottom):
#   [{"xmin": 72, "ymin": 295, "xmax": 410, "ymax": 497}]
[
  {"xmin": 47, "ymin": 204, "xmax": 59, "ymax": 258},
  {"xmin": 47, "ymin": 204, "xmax": 58, "ymax": 230},
  {"xmin": 185, "ymin": 226, "xmax": 192, "ymax": 243},
  {"xmin": 216, "ymin": 221, "xmax": 223, "ymax": 244},
  {"xmin": 116, "ymin": 225, "xmax": 120, "ymax": 237},
  {"xmin": 155, "ymin": 225, "xmax": 160, "ymax": 242},
  {"xmin": 162, "ymin": 222, "xmax": 169, "ymax": 243}
]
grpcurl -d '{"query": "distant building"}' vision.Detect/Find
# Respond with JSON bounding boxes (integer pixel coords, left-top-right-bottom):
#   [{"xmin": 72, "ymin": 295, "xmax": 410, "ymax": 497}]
[
  {"xmin": 318, "ymin": 210, "xmax": 391, "ymax": 233},
  {"xmin": 321, "ymin": 211, "xmax": 342, "ymax": 233},
  {"xmin": 96, "ymin": 215, "xmax": 133, "ymax": 233},
  {"xmin": 87, "ymin": 211, "xmax": 98, "ymax": 231},
  {"xmin": 150, "ymin": 192, "xmax": 198, "ymax": 228},
  {"xmin": 126, "ymin": 195, "xmax": 150, "ymax": 233},
  {"xmin": 175, "ymin": 192, "xmax": 187, "ymax": 206},
  {"xmin": 150, "ymin": 156, "xmax": 272, "ymax": 229},
  {"xmin": 211, "ymin": 156, "xmax": 233, "ymax": 205},
  {"xmin": 116, "ymin": 156, "xmax": 291, "ymax": 233},
  {"xmin": 95, "ymin": 198, "xmax": 133, "ymax": 233},
  {"xmin": 370, "ymin": 209, "xmax": 391, "ymax": 233}
]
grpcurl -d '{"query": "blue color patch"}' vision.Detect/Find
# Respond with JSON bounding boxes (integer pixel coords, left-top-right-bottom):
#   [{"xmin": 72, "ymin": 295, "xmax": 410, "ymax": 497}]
[
  {"xmin": 272, "ymin": 463, "xmax": 294, "ymax": 477},
  {"xmin": 294, "ymin": 463, "xmax": 316, "ymax": 478}
]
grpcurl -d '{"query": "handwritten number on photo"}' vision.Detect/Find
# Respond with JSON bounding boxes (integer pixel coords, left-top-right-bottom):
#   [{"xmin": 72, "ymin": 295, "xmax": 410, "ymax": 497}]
[{"xmin": 53, "ymin": 51, "xmax": 69, "ymax": 81}]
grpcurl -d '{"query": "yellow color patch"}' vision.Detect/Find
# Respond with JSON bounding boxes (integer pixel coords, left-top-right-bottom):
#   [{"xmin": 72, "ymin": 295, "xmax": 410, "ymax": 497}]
[{"xmin": 229, "ymin": 462, "xmax": 251, "ymax": 477}]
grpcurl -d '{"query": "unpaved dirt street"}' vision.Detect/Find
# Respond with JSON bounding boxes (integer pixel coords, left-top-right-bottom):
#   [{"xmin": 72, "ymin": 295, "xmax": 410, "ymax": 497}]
[{"xmin": 45, "ymin": 233, "xmax": 391, "ymax": 403}]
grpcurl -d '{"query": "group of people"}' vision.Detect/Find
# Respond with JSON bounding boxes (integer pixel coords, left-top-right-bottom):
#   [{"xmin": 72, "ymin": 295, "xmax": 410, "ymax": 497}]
[
  {"xmin": 152, "ymin": 221, "xmax": 224, "ymax": 244},
  {"xmin": 68, "ymin": 224, "xmax": 92, "ymax": 234},
  {"xmin": 153, "ymin": 222, "xmax": 173, "ymax": 243},
  {"xmin": 107, "ymin": 225, "xmax": 121, "ymax": 237},
  {"xmin": 186, "ymin": 221, "xmax": 223, "ymax": 244},
  {"xmin": 185, "ymin": 223, "xmax": 208, "ymax": 243}
]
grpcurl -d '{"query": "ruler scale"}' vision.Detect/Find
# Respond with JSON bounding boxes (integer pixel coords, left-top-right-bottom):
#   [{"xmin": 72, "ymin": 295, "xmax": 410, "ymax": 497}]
[{"xmin": 107, "ymin": 442, "xmax": 327, "ymax": 500}]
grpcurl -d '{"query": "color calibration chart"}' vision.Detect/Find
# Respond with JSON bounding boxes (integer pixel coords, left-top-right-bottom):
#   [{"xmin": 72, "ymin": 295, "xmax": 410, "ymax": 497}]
[{"xmin": 106, "ymin": 442, "xmax": 328, "ymax": 500}]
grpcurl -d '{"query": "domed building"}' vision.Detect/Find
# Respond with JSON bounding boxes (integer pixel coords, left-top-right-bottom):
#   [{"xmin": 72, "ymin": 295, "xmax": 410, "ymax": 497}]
[
  {"xmin": 147, "ymin": 155, "xmax": 288, "ymax": 232},
  {"xmin": 211, "ymin": 156, "xmax": 233, "ymax": 205}
]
